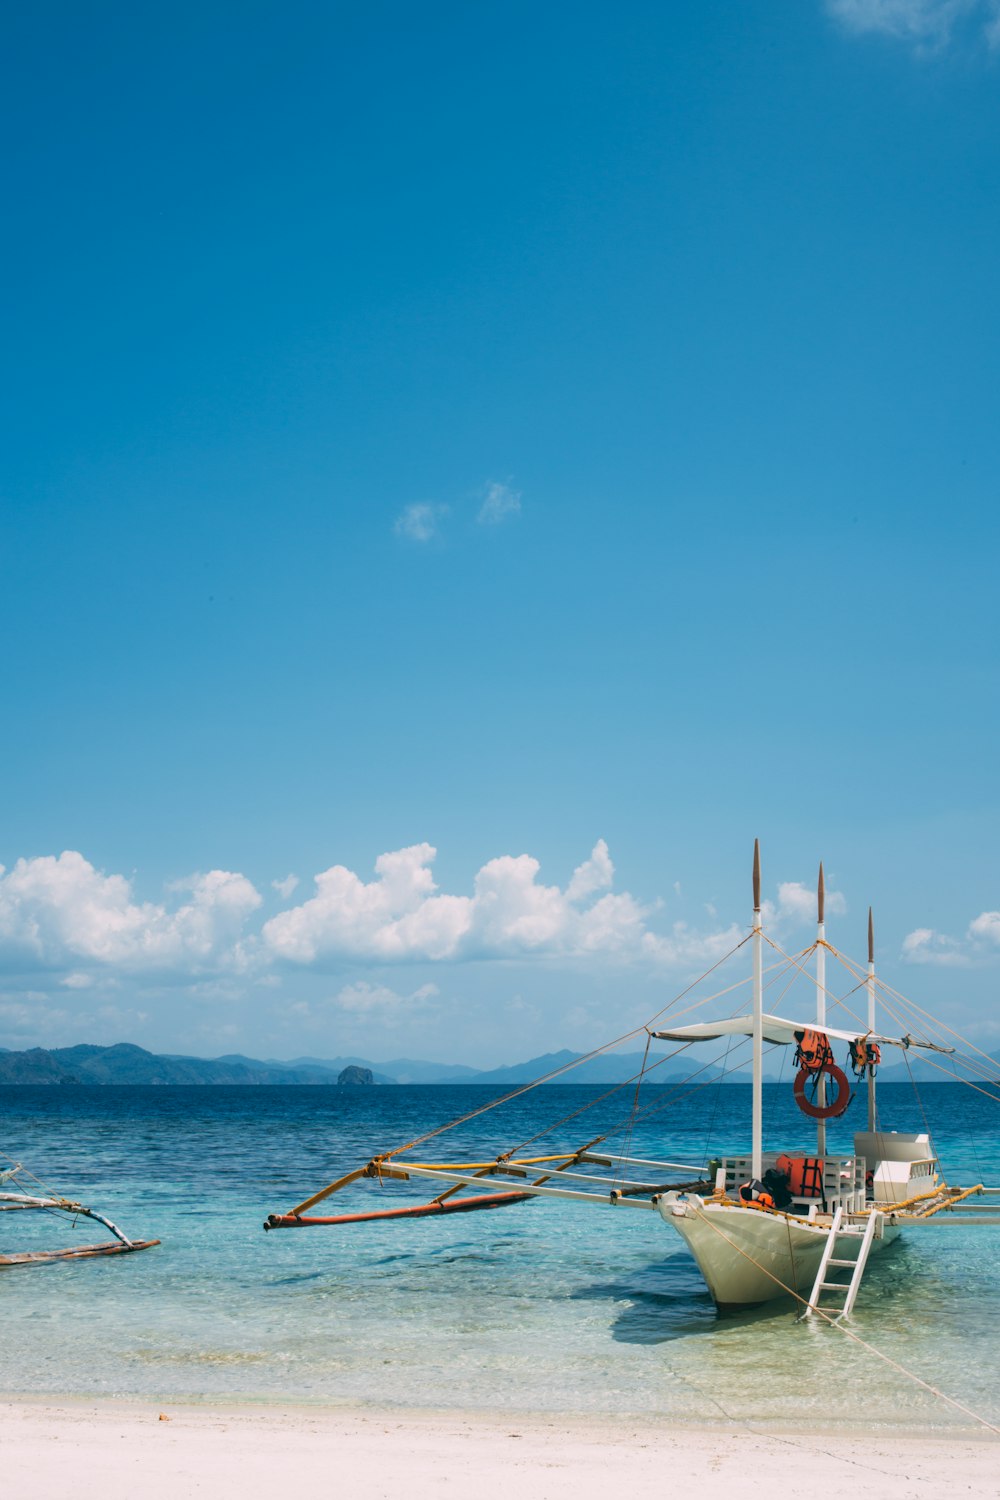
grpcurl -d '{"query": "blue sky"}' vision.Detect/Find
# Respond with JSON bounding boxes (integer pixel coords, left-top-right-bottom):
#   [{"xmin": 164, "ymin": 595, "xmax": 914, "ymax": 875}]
[{"xmin": 2, "ymin": 1, "xmax": 999, "ymax": 1064}]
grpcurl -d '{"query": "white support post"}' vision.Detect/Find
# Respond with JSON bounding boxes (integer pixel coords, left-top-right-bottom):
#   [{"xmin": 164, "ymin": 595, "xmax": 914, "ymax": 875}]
[
  {"xmin": 816, "ymin": 883, "xmax": 827, "ymax": 1159},
  {"xmin": 752, "ymin": 841, "xmax": 763, "ymax": 1179},
  {"xmin": 815, "ymin": 936, "xmax": 827, "ymax": 1146},
  {"xmin": 867, "ymin": 907, "xmax": 876, "ymax": 1132}
]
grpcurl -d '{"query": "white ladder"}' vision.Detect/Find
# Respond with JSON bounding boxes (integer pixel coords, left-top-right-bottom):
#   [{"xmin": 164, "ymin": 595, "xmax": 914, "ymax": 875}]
[{"xmin": 803, "ymin": 1207, "xmax": 880, "ymax": 1321}]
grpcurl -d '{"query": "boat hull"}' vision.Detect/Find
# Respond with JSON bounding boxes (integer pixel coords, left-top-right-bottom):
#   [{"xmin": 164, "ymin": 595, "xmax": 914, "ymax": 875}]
[{"xmin": 660, "ymin": 1196, "xmax": 897, "ymax": 1311}]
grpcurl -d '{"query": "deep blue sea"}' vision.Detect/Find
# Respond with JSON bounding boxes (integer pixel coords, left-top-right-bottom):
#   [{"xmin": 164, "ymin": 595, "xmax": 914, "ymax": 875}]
[{"xmin": 2, "ymin": 1082, "xmax": 999, "ymax": 1431}]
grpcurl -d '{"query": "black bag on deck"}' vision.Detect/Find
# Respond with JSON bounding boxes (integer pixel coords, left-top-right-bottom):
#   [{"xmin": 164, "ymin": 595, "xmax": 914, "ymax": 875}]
[{"xmin": 762, "ymin": 1166, "xmax": 792, "ymax": 1210}]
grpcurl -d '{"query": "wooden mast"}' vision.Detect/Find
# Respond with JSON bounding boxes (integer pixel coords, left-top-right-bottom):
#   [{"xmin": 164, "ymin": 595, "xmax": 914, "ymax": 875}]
[{"xmin": 752, "ymin": 839, "xmax": 763, "ymax": 1178}]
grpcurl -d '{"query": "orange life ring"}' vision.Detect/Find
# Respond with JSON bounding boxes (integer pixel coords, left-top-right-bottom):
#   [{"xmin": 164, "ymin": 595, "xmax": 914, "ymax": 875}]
[{"xmin": 793, "ymin": 1064, "xmax": 851, "ymax": 1119}]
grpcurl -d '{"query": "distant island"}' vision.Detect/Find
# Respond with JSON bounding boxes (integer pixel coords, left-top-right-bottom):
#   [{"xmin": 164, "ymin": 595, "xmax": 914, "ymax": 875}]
[
  {"xmin": 337, "ymin": 1065, "xmax": 374, "ymax": 1086},
  {"xmin": 0, "ymin": 1041, "xmax": 976, "ymax": 1087}
]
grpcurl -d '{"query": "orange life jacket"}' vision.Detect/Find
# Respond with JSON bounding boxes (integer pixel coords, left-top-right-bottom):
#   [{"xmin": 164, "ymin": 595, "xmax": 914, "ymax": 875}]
[
  {"xmin": 849, "ymin": 1037, "xmax": 881, "ymax": 1075},
  {"xmin": 738, "ymin": 1179, "xmax": 775, "ymax": 1211},
  {"xmin": 775, "ymin": 1154, "xmax": 824, "ymax": 1198},
  {"xmin": 794, "ymin": 1029, "xmax": 834, "ymax": 1073}
]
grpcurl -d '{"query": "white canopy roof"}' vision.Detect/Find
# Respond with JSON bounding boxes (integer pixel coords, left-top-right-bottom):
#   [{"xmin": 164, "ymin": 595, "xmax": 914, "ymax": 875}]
[{"xmin": 650, "ymin": 1013, "xmax": 944, "ymax": 1051}]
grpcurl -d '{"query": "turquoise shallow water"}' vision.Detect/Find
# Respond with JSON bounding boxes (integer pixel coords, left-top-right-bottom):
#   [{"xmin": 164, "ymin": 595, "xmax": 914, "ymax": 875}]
[{"xmin": 1, "ymin": 1082, "xmax": 998, "ymax": 1430}]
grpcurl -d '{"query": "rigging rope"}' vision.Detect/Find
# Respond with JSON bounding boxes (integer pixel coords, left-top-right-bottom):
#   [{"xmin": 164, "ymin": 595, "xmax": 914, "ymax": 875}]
[
  {"xmin": 500, "ymin": 946, "xmax": 807, "ymax": 1160},
  {"xmin": 376, "ymin": 932, "xmax": 758, "ymax": 1161}
]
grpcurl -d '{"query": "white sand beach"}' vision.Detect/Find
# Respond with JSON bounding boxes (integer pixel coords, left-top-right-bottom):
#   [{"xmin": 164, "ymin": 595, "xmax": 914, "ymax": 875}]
[{"xmin": 3, "ymin": 1398, "xmax": 998, "ymax": 1500}]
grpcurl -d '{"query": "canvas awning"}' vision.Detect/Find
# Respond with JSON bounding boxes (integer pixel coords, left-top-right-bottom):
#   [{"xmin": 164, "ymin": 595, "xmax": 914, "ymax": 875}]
[{"xmin": 650, "ymin": 1013, "xmax": 948, "ymax": 1051}]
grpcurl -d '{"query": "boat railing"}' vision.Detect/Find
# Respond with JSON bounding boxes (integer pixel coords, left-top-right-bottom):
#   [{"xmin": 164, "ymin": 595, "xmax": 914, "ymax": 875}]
[{"xmin": 714, "ymin": 1153, "xmax": 866, "ymax": 1215}]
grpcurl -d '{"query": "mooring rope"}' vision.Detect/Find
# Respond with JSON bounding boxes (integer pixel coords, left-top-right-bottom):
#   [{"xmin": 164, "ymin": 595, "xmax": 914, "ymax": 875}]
[{"xmin": 689, "ymin": 1204, "xmax": 1000, "ymax": 1438}]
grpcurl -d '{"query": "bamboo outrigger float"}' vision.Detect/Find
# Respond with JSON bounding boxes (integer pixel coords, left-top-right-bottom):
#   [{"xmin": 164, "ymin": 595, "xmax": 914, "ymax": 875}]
[
  {"xmin": 0, "ymin": 1164, "xmax": 159, "ymax": 1267},
  {"xmin": 264, "ymin": 843, "xmax": 1000, "ymax": 1319}
]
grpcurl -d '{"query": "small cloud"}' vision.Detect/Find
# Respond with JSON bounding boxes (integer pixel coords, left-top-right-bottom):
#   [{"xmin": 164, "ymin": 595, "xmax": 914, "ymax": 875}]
[
  {"xmin": 901, "ymin": 927, "xmax": 970, "ymax": 967},
  {"xmin": 900, "ymin": 909, "xmax": 1000, "ymax": 966},
  {"xmin": 271, "ymin": 874, "xmax": 299, "ymax": 900},
  {"xmin": 394, "ymin": 502, "xmax": 448, "ymax": 543},
  {"xmin": 826, "ymin": 0, "xmax": 1000, "ymax": 52},
  {"xmin": 331, "ymin": 980, "xmax": 439, "ymax": 1014},
  {"xmin": 566, "ymin": 840, "xmax": 614, "ymax": 903},
  {"xmin": 477, "ymin": 481, "xmax": 521, "ymax": 526},
  {"xmin": 777, "ymin": 880, "xmax": 847, "ymax": 923},
  {"xmin": 0, "ymin": 998, "xmax": 72, "ymax": 1039},
  {"xmin": 968, "ymin": 910, "xmax": 1000, "ymax": 947},
  {"xmin": 60, "ymin": 971, "xmax": 94, "ymax": 989}
]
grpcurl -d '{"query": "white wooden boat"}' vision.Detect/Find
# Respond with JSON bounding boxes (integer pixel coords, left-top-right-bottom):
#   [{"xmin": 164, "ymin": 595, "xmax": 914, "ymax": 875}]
[{"xmin": 264, "ymin": 843, "xmax": 1000, "ymax": 1320}]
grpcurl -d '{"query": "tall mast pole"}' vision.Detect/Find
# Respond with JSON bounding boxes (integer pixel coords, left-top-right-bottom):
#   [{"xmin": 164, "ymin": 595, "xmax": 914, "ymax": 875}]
[
  {"xmin": 867, "ymin": 908, "xmax": 877, "ymax": 1131},
  {"xmin": 752, "ymin": 839, "xmax": 763, "ymax": 1179},
  {"xmin": 816, "ymin": 863, "xmax": 827, "ymax": 1159}
]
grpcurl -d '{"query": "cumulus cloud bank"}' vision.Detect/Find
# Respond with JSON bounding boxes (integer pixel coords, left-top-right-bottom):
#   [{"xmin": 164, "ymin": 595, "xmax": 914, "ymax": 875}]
[
  {"xmin": 260, "ymin": 839, "xmax": 722, "ymax": 966},
  {"xmin": 0, "ymin": 843, "xmax": 888, "ymax": 998},
  {"xmin": 0, "ymin": 852, "xmax": 261, "ymax": 974}
]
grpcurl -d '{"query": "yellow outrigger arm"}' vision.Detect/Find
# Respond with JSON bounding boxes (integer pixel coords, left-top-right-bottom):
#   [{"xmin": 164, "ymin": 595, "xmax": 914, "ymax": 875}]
[{"xmin": 263, "ymin": 1148, "xmax": 713, "ymax": 1230}]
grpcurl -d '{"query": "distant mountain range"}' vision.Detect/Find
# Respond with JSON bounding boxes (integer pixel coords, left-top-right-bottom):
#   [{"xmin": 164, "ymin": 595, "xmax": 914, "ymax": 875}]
[
  {"xmin": 0, "ymin": 1041, "xmax": 990, "ymax": 1087},
  {"xmin": 0, "ymin": 1043, "xmax": 344, "ymax": 1086},
  {"xmin": 0, "ymin": 1041, "xmax": 748, "ymax": 1087}
]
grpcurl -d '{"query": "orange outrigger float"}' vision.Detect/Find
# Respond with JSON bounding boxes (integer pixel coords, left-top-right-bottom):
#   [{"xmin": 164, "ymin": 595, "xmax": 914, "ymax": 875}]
[{"xmin": 266, "ymin": 1187, "xmax": 531, "ymax": 1228}]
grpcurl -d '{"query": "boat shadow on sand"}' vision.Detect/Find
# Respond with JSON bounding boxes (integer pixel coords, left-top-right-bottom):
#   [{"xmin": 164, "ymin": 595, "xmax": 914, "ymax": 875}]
[{"xmin": 574, "ymin": 1236, "xmax": 916, "ymax": 1345}]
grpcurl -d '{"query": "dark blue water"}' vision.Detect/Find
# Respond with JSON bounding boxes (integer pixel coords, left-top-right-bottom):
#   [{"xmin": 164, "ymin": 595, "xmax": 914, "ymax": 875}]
[{"xmin": 1, "ymin": 1083, "xmax": 998, "ymax": 1429}]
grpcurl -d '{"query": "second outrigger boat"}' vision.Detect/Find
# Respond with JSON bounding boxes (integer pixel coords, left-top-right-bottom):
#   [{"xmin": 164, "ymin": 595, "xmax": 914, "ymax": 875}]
[
  {"xmin": 0, "ymin": 1161, "xmax": 159, "ymax": 1267},
  {"xmin": 264, "ymin": 843, "xmax": 1000, "ymax": 1319}
]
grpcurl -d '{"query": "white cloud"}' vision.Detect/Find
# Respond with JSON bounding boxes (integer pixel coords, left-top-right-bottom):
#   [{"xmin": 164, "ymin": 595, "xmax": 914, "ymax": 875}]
[
  {"xmin": 641, "ymin": 921, "xmax": 745, "ymax": 967},
  {"xmin": 271, "ymin": 874, "xmax": 299, "ymax": 900},
  {"xmin": 827, "ymin": 0, "xmax": 1000, "ymax": 50},
  {"xmin": 566, "ymin": 839, "xmax": 614, "ymax": 902},
  {"xmin": 261, "ymin": 840, "xmax": 732, "ymax": 969},
  {"xmin": 1, "ymin": 843, "xmax": 884, "ymax": 1011},
  {"xmin": 263, "ymin": 844, "xmax": 465, "ymax": 963},
  {"xmin": 393, "ymin": 502, "xmax": 448, "ymax": 542},
  {"xmin": 968, "ymin": 910, "xmax": 1000, "ymax": 946},
  {"xmin": 0, "ymin": 998, "xmax": 72, "ymax": 1038},
  {"xmin": 901, "ymin": 926, "xmax": 970, "ymax": 966},
  {"xmin": 0, "ymin": 852, "xmax": 261, "ymax": 975},
  {"xmin": 777, "ymin": 880, "xmax": 847, "ymax": 922},
  {"xmin": 902, "ymin": 907, "xmax": 1000, "ymax": 966},
  {"xmin": 477, "ymin": 481, "xmax": 522, "ymax": 526},
  {"xmin": 332, "ymin": 981, "xmax": 439, "ymax": 1014}
]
